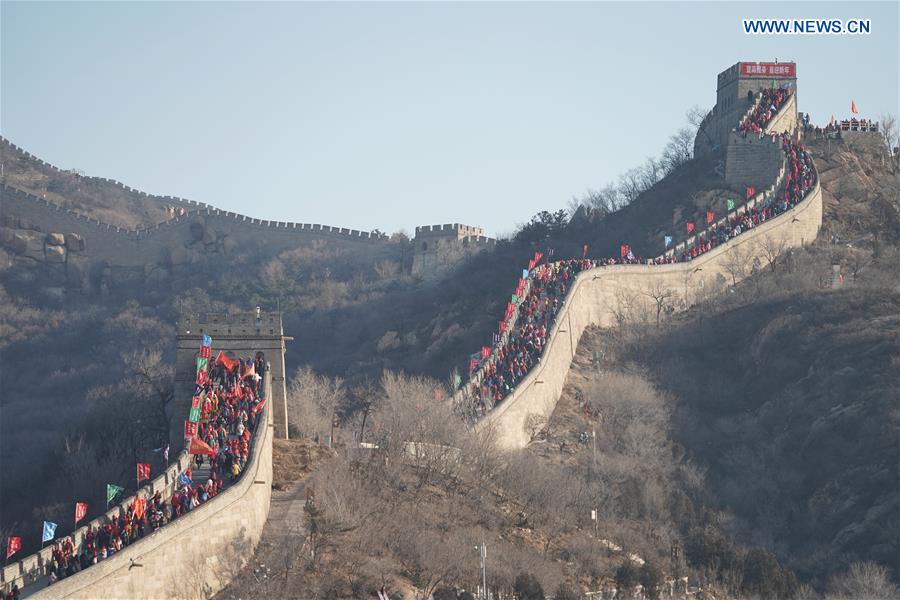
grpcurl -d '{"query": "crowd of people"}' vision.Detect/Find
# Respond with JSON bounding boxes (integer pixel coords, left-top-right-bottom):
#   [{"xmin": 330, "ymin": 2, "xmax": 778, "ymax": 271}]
[
  {"xmin": 461, "ymin": 96, "xmax": 816, "ymax": 419},
  {"xmin": 466, "ymin": 259, "xmax": 594, "ymax": 415},
  {"xmin": 23, "ymin": 350, "xmax": 267, "ymax": 594},
  {"xmin": 737, "ymin": 86, "xmax": 792, "ymax": 136},
  {"xmin": 801, "ymin": 113, "xmax": 879, "ymax": 137},
  {"xmin": 43, "ymin": 491, "xmax": 168, "ymax": 587},
  {"xmin": 674, "ymin": 134, "xmax": 815, "ymax": 261}
]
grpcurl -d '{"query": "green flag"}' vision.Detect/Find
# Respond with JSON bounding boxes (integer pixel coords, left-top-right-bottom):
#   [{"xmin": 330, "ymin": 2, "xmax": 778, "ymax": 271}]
[
  {"xmin": 453, "ymin": 374, "xmax": 462, "ymax": 389},
  {"xmin": 196, "ymin": 357, "xmax": 208, "ymax": 373},
  {"xmin": 106, "ymin": 484, "xmax": 124, "ymax": 506},
  {"xmin": 727, "ymin": 199, "xmax": 735, "ymax": 211},
  {"xmin": 511, "ymin": 294, "xmax": 518, "ymax": 303},
  {"xmin": 189, "ymin": 407, "xmax": 201, "ymax": 423}
]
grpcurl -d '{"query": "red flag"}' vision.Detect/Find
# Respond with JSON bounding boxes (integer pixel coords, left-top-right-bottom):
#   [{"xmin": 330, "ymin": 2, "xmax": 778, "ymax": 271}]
[
  {"xmin": 6, "ymin": 536, "xmax": 21, "ymax": 560},
  {"xmin": 75, "ymin": 502, "xmax": 88, "ymax": 525},
  {"xmin": 533, "ymin": 251, "xmax": 543, "ymax": 263},
  {"xmin": 746, "ymin": 186, "xmax": 756, "ymax": 199},
  {"xmin": 199, "ymin": 345, "xmax": 211, "ymax": 359},
  {"xmin": 527, "ymin": 259, "xmax": 535, "ymax": 270},
  {"xmin": 251, "ymin": 396, "xmax": 267, "ymax": 414},
  {"xmin": 687, "ymin": 222, "xmax": 695, "ymax": 234},
  {"xmin": 851, "ymin": 100, "xmax": 858, "ymax": 114},
  {"xmin": 137, "ymin": 463, "xmax": 151, "ymax": 482},
  {"xmin": 195, "ymin": 368, "xmax": 209, "ymax": 386},
  {"xmin": 620, "ymin": 244, "xmax": 629, "ymax": 259},
  {"xmin": 481, "ymin": 346, "xmax": 491, "ymax": 360},
  {"xmin": 499, "ymin": 320, "xmax": 506, "ymax": 333},
  {"xmin": 191, "ymin": 395, "xmax": 202, "ymax": 409},
  {"xmin": 242, "ymin": 362, "xmax": 256, "ymax": 380},
  {"xmin": 706, "ymin": 211, "xmax": 715, "ymax": 224},
  {"xmin": 188, "ymin": 437, "xmax": 216, "ymax": 457},
  {"xmin": 215, "ymin": 351, "xmax": 238, "ymax": 373},
  {"xmin": 184, "ymin": 420, "xmax": 198, "ymax": 439},
  {"xmin": 583, "ymin": 244, "xmax": 588, "ymax": 258},
  {"xmin": 132, "ymin": 497, "xmax": 146, "ymax": 521}
]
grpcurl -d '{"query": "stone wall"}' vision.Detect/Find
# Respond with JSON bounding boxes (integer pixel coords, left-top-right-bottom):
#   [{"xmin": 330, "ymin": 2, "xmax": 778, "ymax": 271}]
[
  {"xmin": 411, "ymin": 223, "xmax": 497, "ymax": 278},
  {"xmin": 474, "ymin": 180, "xmax": 823, "ymax": 449},
  {"xmin": 173, "ymin": 312, "xmax": 290, "ymax": 451},
  {"xmin": 725, "ymin": 93, "xmax": 798, "ymax": 189},
  {"xmin": 0, "ymin": 452, "xmax": 193, "ymax": 596},
  {"xmin": 0, "ymin": 184, "xmax": 391, "ymax": 270},
  {"xmin": 23, "ymin": 377, "xmax": 274, "ymax": 600}
]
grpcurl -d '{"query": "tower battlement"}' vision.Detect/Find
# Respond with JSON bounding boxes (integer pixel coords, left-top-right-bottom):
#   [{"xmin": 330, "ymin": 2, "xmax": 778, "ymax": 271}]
[{"xmin": 411, "ymin": 222, "xmax": 496, "ymax": 278}]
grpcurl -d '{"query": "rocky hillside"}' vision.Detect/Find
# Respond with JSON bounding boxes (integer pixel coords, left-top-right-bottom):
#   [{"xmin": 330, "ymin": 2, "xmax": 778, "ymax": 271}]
[
  {"xmin": 1, "ymin": 129, "xmax": 897, "ymax": 590},
  {"xmin": 809, "ymin": 133, "xmax": 900, "ymax": 248}
]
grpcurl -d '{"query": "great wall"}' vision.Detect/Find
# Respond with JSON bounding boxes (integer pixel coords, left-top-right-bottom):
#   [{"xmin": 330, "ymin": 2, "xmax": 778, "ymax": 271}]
[{"xmin": 0, "ymin": 61, "xmax": 838, "ymax": 598}]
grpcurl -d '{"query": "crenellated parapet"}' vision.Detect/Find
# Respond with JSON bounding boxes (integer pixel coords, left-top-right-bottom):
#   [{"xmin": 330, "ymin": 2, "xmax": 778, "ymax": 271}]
[{"xmin": 411, "ymin": 222, "xmax": 497, "ymax": 278}]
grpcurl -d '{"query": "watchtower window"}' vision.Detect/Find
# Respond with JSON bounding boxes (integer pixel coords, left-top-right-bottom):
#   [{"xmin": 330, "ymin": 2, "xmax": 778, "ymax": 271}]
[{"xmin": 422, "ymin": 241, "xmax": 428, "ymax": 251}]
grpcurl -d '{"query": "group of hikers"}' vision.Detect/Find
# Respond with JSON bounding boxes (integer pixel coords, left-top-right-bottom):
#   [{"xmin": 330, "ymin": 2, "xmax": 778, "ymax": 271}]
[
  {"xmin": 42, "ymin": 491, "xmax": 169, "ymax": 588},
  {"xmin": 676, "ymin": 134, "xmax": 815, "ymax": 261},
  {"xmin": 468, "ymin": 259, "xmax": 595, "ymax": 414},
  {"xmin": 802, "ymin": 113, "xmax": 879, "ymax": 137},
  {"xmin": 461, "ymin": 91, "xmax": 816, "ymax": 419},
  {"xmin": 23, "ymin": 351, "xmax": 267, "ymax": 594},
  {"xmin": 737, "ymin": 86, "xmax": 792, "ymax": 136}
]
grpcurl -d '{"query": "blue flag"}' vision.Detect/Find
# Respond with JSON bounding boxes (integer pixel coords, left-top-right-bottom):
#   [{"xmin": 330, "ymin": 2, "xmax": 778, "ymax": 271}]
[
  {"xmin": 522, "ymin": 268, "xmax": 529, "ymax": 279},
  {"xmin": 664, "ymin": 235, "xmax": 673, "ymax": 247},
  {"xmin": 179, "ymin": 473, "xmax": 193, "ymax": 487},
  {"xmin": 202, "ymin": 334, "xmax": 212, "ymax": 347},
  {"xmin": 42, "ymin": 521, "xmax": 57, "ymax": 543}
]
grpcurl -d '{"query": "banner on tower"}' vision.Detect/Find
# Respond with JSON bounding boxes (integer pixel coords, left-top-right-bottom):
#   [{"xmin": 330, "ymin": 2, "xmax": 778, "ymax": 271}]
[{"xmin": 740, "ymin": 62, "xmax": 795, "ymax": 78}]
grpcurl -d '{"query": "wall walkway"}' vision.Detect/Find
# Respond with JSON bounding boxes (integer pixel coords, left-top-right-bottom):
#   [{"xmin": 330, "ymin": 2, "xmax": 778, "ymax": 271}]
[{"xmin": 474, "ymin": 179, "xmax": 822, "ymax": 448}]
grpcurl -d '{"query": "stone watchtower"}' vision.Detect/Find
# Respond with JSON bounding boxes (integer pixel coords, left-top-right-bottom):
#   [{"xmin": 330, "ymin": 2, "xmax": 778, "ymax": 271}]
[
  {"xmin": 412, "ymin": 222, "xmax": 497, "ymax": 278},
  {"xmin": 696, "ymin": 61, "xmax": 800, "ymax": 190},
  {"xmin": 697, "ymin": 61, "xmax": 798, "ymax": 154},
  {"xmin": 172, "ymin": 311, "xmax": 291, "ymax": 451}
]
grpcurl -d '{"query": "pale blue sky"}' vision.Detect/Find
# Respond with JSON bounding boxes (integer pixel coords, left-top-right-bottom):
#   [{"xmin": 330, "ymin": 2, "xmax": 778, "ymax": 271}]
[{"xmin": 2, "ymin": 2, "xmax": 897, "ymax": 236}]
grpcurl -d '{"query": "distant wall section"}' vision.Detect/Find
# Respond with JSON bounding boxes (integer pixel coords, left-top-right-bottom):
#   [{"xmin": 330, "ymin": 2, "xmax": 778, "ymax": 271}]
[{"xmin": 412, "ymin": 223, "xmax": 496, "ymax": 278}]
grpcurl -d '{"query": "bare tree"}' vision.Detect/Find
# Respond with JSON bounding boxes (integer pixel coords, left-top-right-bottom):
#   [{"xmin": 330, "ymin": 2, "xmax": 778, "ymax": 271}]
[
  {"xmin": 880, "ymin": 113, "xmax": 898, "ymax": 169},
  {"xmin": 826, "ymin": 561, "xmax": 899, "ymax": 600},
  {"xmin": 374, "ymin": 259, "xmax": 400, "ymax": 280},
  {"xmin": 524, "ymin": 413, "xmax": 549, "ymax": 442},
  {"xmin": 640, "ymin": 280, "xmax": 676, "ymax": 328},
  {"xmin": 721, "ymin": 243, "xmax": 752, "ymax": 287},
  {"xmin": 756, "ymin": 234, "xmax": 788, "ymax": 274},
  {"xmin": 611, "ymin": 285, "xmax": 639, "ymax": 326},
  {"xmin": 662, "ymin": 127, "xmax": 695, "ymax": 172},
  {"xmin": 287, "ymin": 367, "xmax": 345, "ymax": 441},
  {"xmin": 687, "ymin": 105, "xmax": 714, "ymax": 150}
]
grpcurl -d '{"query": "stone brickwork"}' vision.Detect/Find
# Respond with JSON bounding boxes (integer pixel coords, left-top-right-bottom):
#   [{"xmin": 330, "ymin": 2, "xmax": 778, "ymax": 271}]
[
  {"xmin": 173, "ymin": 312, "xmax": 290, "ymax": 450},
  {"xmin": 1, "ymin": 314, "xmax": 287, "ymax": 598},
  {"xmin": 724, "ymin": 92, "xmax": 799, "ymax": 189},
  {"xmin": 412, "ymin": 223, "xmax": 497, "ymax": 278},
  {"xmin": 0, "ymin": 184, "xmax": 390, "ymax": 268},
  {"xmin": 28, "ymin": 388, "xmax": 274, "ymax": 600},
  {"xmin": 696, "ymin": 61, "xmax": 797, "ymax": 157},
  {"xmin": 473, "ymin": 179, "xmax": 823, "ymax": 448}
]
